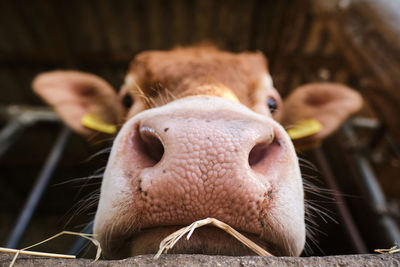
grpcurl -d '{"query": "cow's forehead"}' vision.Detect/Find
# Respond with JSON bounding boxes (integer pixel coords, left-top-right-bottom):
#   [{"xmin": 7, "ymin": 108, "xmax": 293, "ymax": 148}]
[{"xmin": 126, "ymin": 46, "xmax": 270, "ymax": 105}]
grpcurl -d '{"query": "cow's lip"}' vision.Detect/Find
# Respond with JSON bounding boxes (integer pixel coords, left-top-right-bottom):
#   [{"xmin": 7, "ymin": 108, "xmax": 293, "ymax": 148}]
[{"xmin": 101, "ymin": 225, "xmax": 286, "ymax": 259}]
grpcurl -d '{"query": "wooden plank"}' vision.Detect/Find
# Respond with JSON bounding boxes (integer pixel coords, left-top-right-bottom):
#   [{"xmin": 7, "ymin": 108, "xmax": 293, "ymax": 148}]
[
  {"xmin": 146, "ymin": 0, "xmax": 165, "ymax": 49},
  {"xmin": 270, "ymin": 0, "xmax": 302, "ymax": 75},
  {"xmin": 170, "ymin": 0, "xmax": 190, "ymax": 45},
  {"xmin": 0, "ymin": 2, "xmax": 36, "ymax": 52},
  {"xmin": 77, "ymin": 0, "xmax": 105, "ymax": 52},
  {"xmin": 33, "ymin": 0, "xmax": 76, "ymax": 67},
  {"xmin": 121, "ymin": 0, "xmax": 145, "ymax": 52},
  {"xmin": 193, "ymin": 0, "xmax": 216, "ymax": 44},
  {"xmin": 265, "ymin": 0, "xmax": 290, "ymax": 57},
  {"xmin": 0, "ymin": 51, "xmax": 132, "ymax": 68},
  {"xmin": 214, "ymin": 0, "xmax": 237, "ymax": 49},
  {"xmin": 12, "ymin": 1, "xmax": 52, "ymax": 52},
  {"xmin": 97, "ymin": 0, "xmax": 123, "ymax": 52},
  {"xmin": 230, "ymin": 0, "xmax": 256, "ymax": 51},
  {"xmin": 54, "ymin": 0, "xmax": 99, "ymax": 53},
  {"xmin": 302, "ymin": 20, "xmax": 325, "ymax": 54}
]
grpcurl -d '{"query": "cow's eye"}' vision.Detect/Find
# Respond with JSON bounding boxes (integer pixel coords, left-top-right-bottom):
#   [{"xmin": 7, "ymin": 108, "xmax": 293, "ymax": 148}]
[
  {"xmin": 267, "ymin": 97, "xmax": 278, "ymax": 113},
  {"xmin": 122, "ymin": 94, "xmax": 134, "ymax": 108}
]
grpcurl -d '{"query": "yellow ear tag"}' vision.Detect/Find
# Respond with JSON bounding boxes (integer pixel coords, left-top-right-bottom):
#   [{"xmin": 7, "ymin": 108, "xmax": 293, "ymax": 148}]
[
  {"xmin": 287, "ymin": 119, "xmax": 322, "ymax": 140},
  {"xmin": 81, "ymin": 114, "xmax": 117, "ymax": 134}
]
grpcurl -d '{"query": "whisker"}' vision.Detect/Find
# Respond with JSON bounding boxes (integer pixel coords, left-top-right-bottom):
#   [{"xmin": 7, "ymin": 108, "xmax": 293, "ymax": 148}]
[
  {"xmin": 85, "ymin": 147, "xmax": 112, "ymax": 162},
  {"xmin": 62, "ymin": 190, "xmax": 100, "ymax": 227},
  {"xmin": 131, "ymin": 79, "xmax": 154, "ymax": 109},
  {"xmin": 304, "ymin": 231, "xmax": 325, "ymax": 256},
  {"xmin": 74, "ymin": 173, "xmax": 103, "ymax": 199},
  {"xmin": 303, "ymin": 189, "xmax": 335, "ymax": 201},
  {"xmin": 165, "ymin": 87, "xmax": 177, "ymax": 101},
  {"xmin": 298, "ymin": 157, "xmax": 319, "ymax": 173},
  {"xmin": 305, "ymin": 202, "xmax": 338, "ymax": 224},
  {"xmin": 305, "ymin": 218, "xmax": 327, "ymax": 236},
  {"xmin": 52, "ymin": 175, "xmax": 103, "ymax": 187}
]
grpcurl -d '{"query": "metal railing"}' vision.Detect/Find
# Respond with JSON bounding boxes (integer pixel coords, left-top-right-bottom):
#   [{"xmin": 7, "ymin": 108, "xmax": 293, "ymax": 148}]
[{"xmin": 1, "ymin": 105, "xmax": 399, "ymax": 255}]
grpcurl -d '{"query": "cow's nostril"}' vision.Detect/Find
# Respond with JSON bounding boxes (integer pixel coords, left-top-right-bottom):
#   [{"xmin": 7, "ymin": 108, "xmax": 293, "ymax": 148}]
[
  {"xmin": 249, "ymin": 142, "xmax": 270, "ymax": 167},
  {"xmin": 248, "ymin": 137, "xmax": 280, "ymax": 169},
  {"xmin": 138, "ymin": 126, "xmax": 164, "ymax": 165}
]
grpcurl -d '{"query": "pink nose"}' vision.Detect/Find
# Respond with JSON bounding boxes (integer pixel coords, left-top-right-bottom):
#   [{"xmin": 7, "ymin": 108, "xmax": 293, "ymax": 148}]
[
  {"xmin": 137, "ymin": 115, "xmax": 279, "ymax": 173},
  {"xmin": 123, "ymin": 108, "xmax": 287, "ymax": 233}
]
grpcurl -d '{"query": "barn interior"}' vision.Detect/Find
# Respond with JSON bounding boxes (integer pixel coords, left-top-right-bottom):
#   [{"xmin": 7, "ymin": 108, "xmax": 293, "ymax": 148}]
[{"xmin": 0, "ymin": 0, "xmax": 400, "ymax": 259}]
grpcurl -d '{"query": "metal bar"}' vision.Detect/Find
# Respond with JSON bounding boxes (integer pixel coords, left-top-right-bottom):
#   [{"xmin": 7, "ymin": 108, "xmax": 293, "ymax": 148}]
[
  {"xmin": 342, "ymin": 123, "xmax": 400, "ymax": 244},
  {"xmin": 0, "ymin": 119, "xmax": 26, "ymax": 159},
  {"xmin": 386, "ymin": 134, "xmax": 400, "ymax": 160},
  {"xmin": 5, "ymin": 126, "xmax": 71, "ymax": 248},
  {"xmin": 0, "ymin": 105, "xmax": 59, "ymax": 160},
  {"xmin": 68, "ymin": 221, "xmax": 94, "ymax": 256},
  {"xmin": 313, "ymin": 147, "xmax": 368, "ymax": 254}
]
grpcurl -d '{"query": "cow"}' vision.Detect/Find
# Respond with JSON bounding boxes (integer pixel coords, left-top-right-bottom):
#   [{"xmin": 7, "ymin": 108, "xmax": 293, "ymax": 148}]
[{"xmin": 32, "ymin": 45, "xmax": 362, "ymax": 259}]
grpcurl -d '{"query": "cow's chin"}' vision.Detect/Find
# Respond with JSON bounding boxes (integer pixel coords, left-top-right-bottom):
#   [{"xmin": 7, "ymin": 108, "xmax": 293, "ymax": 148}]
[{"xmin": 102, "ymin": 226, "xmax": 286, "ymax": 259}]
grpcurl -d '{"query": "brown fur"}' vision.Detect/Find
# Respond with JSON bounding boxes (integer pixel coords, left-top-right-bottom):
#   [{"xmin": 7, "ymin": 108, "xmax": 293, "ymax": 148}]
[{"xmin": 128, "ymin": 45, "xmax": 267, "ymax": 107}]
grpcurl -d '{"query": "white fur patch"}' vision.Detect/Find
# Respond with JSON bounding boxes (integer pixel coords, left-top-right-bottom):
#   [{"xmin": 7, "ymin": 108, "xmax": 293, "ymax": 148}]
[{"xmin": 260, "ymin": 73, "xmax": 274, "ymax": 89}]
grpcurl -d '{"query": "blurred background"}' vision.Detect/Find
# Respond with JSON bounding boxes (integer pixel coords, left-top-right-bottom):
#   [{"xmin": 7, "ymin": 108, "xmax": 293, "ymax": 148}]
[{"xmin": 0, "ymin": 0, "xmax": 400, "ymax": 258}]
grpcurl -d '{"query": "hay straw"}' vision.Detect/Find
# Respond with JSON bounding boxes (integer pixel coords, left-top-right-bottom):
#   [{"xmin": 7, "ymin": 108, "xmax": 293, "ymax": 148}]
[
  {"xmin": 375, "ymin": 244, "xmax": 400, "ymax": 254},
  {"xmin": 1, "ymin": 231, "xmax": 102, "ymax": 267},
  {"xmin": 154, "ymin": 218, "xmax": 273, "ymax": 259},
  {"xmin": 0, "ymin": 248, "xmax": 75, "ymax": 258}
]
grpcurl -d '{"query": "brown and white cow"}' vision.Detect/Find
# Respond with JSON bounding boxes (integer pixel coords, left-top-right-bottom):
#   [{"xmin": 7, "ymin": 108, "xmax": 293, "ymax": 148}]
[{"xmin": 32, "ymin": 46, "xmax": 362, "ymax": 259}]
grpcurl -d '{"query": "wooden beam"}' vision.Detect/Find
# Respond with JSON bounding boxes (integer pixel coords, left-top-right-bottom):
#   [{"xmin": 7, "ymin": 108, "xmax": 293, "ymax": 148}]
[
  {"xmin": 313, "ymin": 0, "xmax": 400, "ymax": 143},
  {"xmin": 0, "ymin": 51, "xmax": 134, "ymax": 68}
]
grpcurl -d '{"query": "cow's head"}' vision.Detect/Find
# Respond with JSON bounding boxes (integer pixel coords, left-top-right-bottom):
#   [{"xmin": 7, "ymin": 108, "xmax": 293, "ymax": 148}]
[{"xmin": 32, "ymin": 46, "xmax": 362, "ymax": 259}]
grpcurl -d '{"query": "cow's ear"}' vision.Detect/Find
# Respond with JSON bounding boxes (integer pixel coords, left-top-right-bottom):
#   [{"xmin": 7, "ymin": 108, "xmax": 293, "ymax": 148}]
[
  {"xmin": 33, "ymin": 71, "xmax": 123, "ymax": 136},
  {"xmin": 282, "ymin": 83, "xmax": 362, "ymax": 142}
]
